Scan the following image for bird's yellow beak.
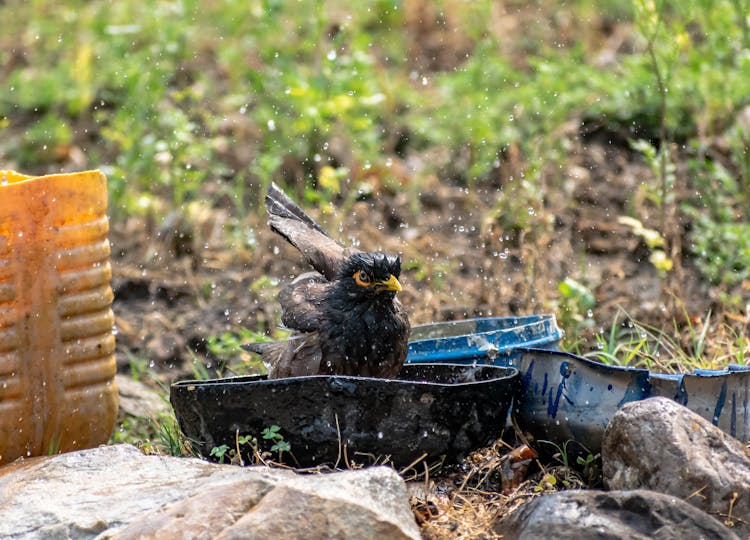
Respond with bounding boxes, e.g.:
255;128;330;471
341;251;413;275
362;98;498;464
374;274;402;293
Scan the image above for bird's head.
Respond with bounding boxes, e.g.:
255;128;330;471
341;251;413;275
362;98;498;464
336;252;403;301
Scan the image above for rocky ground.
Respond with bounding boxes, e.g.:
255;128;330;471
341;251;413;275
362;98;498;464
2;397;747;539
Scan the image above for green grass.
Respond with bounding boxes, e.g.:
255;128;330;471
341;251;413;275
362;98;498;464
110;406;191;457
4;1;747;212
3;0;750;369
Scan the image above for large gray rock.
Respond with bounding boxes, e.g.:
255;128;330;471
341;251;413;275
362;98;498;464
0;444;420;540
603;397;750;537
498;489;739;539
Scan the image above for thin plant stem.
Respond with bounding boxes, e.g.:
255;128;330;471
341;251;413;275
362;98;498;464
645;37;668;236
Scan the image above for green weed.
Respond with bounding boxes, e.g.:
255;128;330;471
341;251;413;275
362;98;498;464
557;277;596;347
209;425;292;466
261;424;292;459
584;309;718;372
209;444;230;464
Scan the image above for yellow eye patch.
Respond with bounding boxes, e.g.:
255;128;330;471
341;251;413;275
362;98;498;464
353;270;372;287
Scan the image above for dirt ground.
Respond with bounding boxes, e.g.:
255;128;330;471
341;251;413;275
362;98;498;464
110;128;712;381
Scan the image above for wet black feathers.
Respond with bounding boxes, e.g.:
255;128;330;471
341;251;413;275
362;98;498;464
243;183;410;379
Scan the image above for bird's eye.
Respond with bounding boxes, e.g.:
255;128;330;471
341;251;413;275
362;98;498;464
353;270;371;287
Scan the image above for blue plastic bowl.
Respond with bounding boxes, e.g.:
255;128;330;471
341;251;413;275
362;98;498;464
649;366;750;442
406;315;563;365
512;348;650;453
511;349;750;451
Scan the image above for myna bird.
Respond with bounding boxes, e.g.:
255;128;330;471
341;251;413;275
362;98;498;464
242;183;410;379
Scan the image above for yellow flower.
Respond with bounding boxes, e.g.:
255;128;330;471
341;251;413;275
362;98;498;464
319;166;340;192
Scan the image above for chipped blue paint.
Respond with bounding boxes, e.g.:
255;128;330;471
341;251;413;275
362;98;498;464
522;359;535;392
548;365;565;418
547;362;574;419
713;379;727;425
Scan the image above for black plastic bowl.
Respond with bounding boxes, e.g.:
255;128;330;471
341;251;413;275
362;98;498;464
170;363;519;469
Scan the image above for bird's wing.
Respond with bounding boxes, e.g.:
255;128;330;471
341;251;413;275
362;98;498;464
242;333;323;378
266;182;330;237
277;272;329;333
266;182;359;280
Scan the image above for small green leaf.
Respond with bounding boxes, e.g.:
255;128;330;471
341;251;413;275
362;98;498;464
262;425;282;440
558;278;595;310
210;444;230;463
271;440;291;453
238;435;255;445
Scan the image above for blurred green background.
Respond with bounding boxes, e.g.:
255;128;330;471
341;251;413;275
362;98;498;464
2;1;747;213
2;0;749;366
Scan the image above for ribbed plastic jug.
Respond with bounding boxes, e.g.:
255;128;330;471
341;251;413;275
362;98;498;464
0;169;118;463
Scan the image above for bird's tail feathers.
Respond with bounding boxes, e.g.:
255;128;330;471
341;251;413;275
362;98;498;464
265;182;331;238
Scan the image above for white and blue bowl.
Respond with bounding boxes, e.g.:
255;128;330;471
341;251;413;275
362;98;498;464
406;314;563;365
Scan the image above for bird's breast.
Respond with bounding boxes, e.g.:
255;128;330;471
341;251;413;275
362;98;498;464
320;302;408;376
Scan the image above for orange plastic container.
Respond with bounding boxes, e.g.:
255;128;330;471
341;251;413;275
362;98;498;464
0;170;118;463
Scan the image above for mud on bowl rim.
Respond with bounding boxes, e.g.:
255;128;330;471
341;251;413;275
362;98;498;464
170;363;520;469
